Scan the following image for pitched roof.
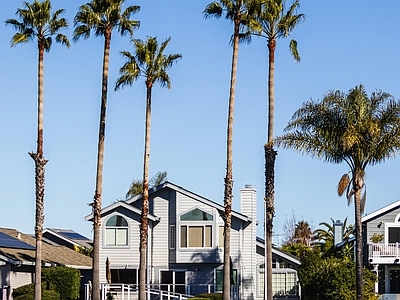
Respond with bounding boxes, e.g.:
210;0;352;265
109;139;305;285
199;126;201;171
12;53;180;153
0;228;92;269
85;200;159;222
256;237;301;266
362;200;400;223
43;228;92;249
123;181;251;222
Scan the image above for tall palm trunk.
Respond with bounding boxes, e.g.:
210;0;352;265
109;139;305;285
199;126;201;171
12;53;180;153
353;170;364;300
29;42;48;300
223;15;240;300
92;28;111;300
265;38;277;300
139;84;152;300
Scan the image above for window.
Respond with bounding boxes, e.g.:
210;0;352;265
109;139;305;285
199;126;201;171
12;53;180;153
259;271;297;297
215;269;238;292
180;208;213;221
179;208;213;248
180;225;212;248
170;225;175;249
389;227;400;243
111;269;137;284
105;215;128;246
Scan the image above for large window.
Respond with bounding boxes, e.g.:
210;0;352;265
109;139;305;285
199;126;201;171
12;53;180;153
105;215;128;246
180;225;212;247
179;208;213;248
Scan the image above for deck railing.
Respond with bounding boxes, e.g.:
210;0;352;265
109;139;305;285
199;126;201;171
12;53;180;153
368;243;400;259
84;283;240;300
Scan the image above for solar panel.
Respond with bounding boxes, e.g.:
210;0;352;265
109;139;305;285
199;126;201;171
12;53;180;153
0;232;35;250
59;231;88;240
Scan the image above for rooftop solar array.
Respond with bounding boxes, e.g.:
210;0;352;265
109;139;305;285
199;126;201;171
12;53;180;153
59;231;88;240
0;232;35;250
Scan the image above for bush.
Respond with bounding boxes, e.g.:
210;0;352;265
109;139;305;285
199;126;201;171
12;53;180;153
195;293;222;300
298;255;378;300
13;284;60;300
42;266;81;300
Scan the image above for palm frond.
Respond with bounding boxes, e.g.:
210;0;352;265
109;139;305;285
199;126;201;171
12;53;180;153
337;173;350;197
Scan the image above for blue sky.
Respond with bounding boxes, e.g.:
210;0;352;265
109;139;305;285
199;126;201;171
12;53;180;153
2;0;400;241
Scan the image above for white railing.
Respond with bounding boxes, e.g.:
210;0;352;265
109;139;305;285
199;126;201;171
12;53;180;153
84;284;240;300
368;243;400;258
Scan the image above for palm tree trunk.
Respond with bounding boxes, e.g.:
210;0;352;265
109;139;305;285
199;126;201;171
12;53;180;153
92;28;111;300
354;171;364;300
223;15;240;300
265;38;277;300
139;85;152;300
30;43;47;300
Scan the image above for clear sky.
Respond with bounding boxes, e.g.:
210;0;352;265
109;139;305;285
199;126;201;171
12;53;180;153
2;0;400;242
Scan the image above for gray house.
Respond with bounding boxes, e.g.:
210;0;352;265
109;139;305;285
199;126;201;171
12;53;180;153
85;181;300;300
0;228;92;300
363;200;400;298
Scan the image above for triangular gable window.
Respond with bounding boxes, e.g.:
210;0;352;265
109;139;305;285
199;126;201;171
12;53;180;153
180;208;213;221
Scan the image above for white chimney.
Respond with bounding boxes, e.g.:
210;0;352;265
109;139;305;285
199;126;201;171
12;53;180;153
333;220;343;246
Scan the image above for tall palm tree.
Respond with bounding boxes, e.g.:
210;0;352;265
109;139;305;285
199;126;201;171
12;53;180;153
276;85;400;300
203;2;257;299
251;1;304;298
115;36;181;300
5;2;69;299
73;2;140;299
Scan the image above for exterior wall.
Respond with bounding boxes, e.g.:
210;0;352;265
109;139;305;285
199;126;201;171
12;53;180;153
0;264;11;287
99;206;141;283
364;208;400;243
240;186;257;300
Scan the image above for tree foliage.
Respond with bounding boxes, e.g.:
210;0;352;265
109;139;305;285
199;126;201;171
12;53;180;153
42;266;81;300
125;171;167;198
298;255;377;300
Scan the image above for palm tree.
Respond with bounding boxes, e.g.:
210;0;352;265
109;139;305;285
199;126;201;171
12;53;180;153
293;220;312;246
5;1;69;299
115;36;181;300
276;85;400;300
73;2;140;299
203;2;257;299
251;1;304;299
126;171;167;198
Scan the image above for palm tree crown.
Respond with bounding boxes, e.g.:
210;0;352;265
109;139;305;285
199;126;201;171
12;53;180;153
73;0;140;41
6;0;70;51
276;84;400;300
115;37;182;91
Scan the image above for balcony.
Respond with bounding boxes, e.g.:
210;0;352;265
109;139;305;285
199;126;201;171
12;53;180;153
368;243;400;264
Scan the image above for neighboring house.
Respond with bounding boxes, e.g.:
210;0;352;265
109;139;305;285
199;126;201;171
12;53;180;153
85;181;300;300
0;227;92;300
43;228;93;250
363;200;400;298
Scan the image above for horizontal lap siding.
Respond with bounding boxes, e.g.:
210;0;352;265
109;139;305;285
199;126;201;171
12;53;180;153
152;194;170;283
99;212;140;283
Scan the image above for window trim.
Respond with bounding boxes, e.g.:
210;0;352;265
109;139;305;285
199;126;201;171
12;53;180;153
180;224;212;248
104;214;130;248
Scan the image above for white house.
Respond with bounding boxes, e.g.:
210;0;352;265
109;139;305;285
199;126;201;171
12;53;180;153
85;181;300;300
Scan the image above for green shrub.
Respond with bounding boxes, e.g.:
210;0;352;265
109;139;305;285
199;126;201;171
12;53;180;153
298;256;378;300
195;293;222;300
13;284;60;300
42;266;81;300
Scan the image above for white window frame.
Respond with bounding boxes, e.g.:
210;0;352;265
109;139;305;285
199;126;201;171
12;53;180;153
384;213;400;244
104;214;129;247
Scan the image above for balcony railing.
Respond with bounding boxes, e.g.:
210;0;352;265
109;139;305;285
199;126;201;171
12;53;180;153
368;243;400;264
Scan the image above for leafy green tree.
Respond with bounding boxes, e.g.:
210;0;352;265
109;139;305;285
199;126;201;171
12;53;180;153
42;266;81;300
115;36;181;300
298;256;377;300
276;85;400;300
250;1;304;298
314;218;354;257
203;1;257;298
126;171;167;198
5;2;69;299
73;2;140;299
